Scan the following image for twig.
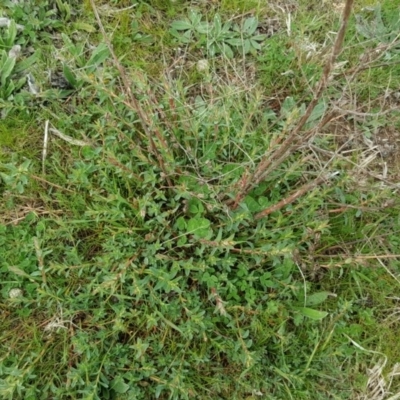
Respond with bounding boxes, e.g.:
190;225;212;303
30;174;76;193
230;0;354;209
339;59;400;77
49;127;91;147
254;173;336;220
105;155;143;182
333;106;398;118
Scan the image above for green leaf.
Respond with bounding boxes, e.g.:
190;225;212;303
61;33;79;57
222;43;234;58
187;217;211;238
306;100;326;126
305;291;330;307
250;39;262;50
86;43;109;72
170;29;193;43
225;38;244;47
221;21;232;34
6;20;17;48
155;311;182;333
214;14;222;36
14;76;26;91
0;56;16;86
187;217;210;232
208;43;217;57
188;203;198;213
8;266;38;281
3;79;15;98
195;22;211;34
0;50;7;65
296;307;328;320
177;236;187;246
111;377;129;394
189;10;202;26
56;0;71;21
243;17;258;35
244;196;261;212
73;22;96;33
174;216;186;231
243;39;251;54
281;96;297;118
188;198;204;215
252;34;268;42
14;53;38;74
62;63;78;88
171;20;193;30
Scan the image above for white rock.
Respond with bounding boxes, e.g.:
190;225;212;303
197;59;210;73
8;45;21;59
9;288;23;298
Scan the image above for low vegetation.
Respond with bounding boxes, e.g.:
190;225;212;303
1;0;400;399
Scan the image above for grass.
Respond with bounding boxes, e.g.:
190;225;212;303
1;0;400;399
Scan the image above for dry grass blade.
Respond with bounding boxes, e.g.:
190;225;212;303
360;360;400;400
49;127;91;147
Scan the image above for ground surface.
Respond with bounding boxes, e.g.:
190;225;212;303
1;0;400;399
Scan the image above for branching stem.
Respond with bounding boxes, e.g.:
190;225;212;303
230;0;355;209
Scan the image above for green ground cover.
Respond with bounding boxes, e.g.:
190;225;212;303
1;0;400;398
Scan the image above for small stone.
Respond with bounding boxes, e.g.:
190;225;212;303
197;59;209;73
8;45;21;59
9;288;23;298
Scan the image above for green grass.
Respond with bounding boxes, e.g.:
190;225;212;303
1;0;400;399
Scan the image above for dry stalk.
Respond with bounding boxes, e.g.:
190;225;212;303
229;0;355;209
254;173;331;220
89;0;174;187
33;237;47;285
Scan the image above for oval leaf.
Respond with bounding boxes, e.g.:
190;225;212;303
62;63;77;88
86;43;110;72
73;22;96;33
187;217;211;238
111;377;129;394
297;307;328;320
243;17;258;35
171;20;192;31
306;291;330;307
1;56;16;86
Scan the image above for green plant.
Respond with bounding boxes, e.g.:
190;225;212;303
2;0;62;44
170;11;267;58
130;19;154;45
355;4;400;55
60;34;110;89
0;18;18;51
0;159;31;194
54;0;72;22
0;48;23;102
0;20;38;116
230;16;268;55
